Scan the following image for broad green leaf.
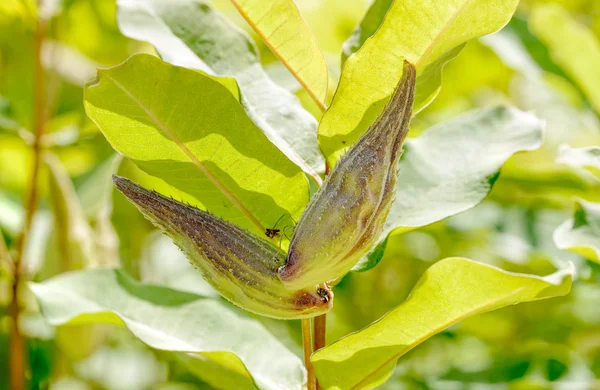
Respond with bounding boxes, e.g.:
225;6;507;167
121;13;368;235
340;0;393;65
320;0;519;165
117;0;325;183
554;199;600;264
29;268;306;390
229;0;328;106
84;54;309;235
529;4;600;114
353;106;543;271
178;352;258;390
312;258;573;390
556;144;600;178
44;153;97;273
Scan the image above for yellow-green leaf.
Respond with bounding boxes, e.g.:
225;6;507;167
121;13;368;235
84;54;309;235
230;0;328;107
178;352;258;390
530;4;600;114
116;0;325;182
554;199;600;264
312;258;573;389
320;0;519;165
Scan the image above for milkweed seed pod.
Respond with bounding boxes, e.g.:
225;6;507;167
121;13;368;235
279;61;416;289
113;176;332;319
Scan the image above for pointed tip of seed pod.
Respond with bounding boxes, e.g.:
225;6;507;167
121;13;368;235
112;174;130;194
113;175;158;207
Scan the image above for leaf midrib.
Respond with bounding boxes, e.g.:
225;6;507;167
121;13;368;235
102;72;265;232
229;0;328;111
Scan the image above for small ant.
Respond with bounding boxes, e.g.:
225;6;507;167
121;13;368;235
265;214;296;239
265;228;280;239
266;215;297;261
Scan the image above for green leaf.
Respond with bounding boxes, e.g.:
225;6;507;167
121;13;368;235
117;0;325;183
340;0;393;65
312;258;573;390
229;0;328;106
353;106;543;271
554;199;600;264
320;0;519;165
556;144;600;178
529;4;600;114
84;54;309;235
177;352;258;390
29;268;306;390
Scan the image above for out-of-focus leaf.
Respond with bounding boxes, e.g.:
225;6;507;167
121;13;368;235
228;0;328;105
554;199;600;264
319;0;519;165
84;54;309;235
178;352;258;390
340;0;392;65
312;258;573;390
0;230;10;276
557;144;600;178
529;4;600;113
74;344;168;390
41;41;97;87
140;233;217;298
353;106;542;271
0;190;22;237
30;268;306;390
117;0;325;182
44;153;96;273
0;96;19;131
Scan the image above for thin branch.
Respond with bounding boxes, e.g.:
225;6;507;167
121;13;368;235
10;6;47;389
302;318;316;390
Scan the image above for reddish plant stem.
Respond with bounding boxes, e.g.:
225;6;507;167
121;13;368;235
313;314;326;390
10;7;47;390
301;318;316;390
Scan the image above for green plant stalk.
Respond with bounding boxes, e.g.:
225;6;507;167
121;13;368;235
10;7;47;389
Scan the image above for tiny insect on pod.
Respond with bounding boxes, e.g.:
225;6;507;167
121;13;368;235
113;176;333;319
279;60;417;289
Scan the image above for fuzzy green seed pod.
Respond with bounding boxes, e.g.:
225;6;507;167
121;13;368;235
279;61;416;289
113;176;332;319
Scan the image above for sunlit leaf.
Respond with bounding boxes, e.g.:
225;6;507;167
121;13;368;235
353;106;543;271
340;0;392;65
554;199;600;264
320;0;519;165
117;0;325;183
312;258;573;389
529;4;600;113
84;54;309;235
229;0;328;106
30;268;306;390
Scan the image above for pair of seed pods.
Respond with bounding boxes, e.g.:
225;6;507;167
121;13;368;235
115;61;416;319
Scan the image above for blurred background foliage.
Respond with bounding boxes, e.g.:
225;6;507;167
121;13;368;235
1;0;600;389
